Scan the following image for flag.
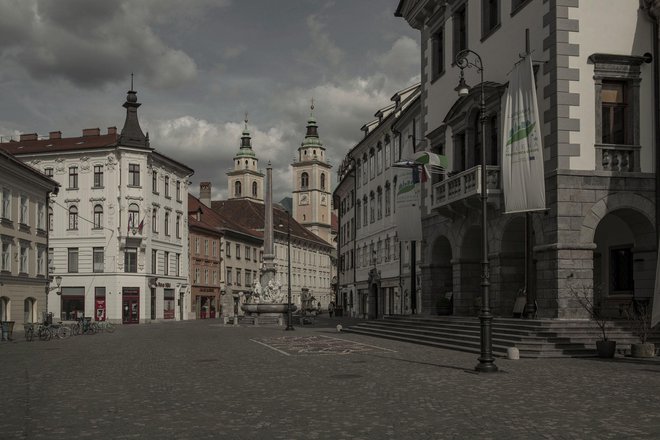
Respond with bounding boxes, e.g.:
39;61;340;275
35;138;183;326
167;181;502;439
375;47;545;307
137;219;144;234
502;56;546;213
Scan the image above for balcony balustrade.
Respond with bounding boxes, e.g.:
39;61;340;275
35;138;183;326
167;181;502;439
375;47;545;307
431;165;501;211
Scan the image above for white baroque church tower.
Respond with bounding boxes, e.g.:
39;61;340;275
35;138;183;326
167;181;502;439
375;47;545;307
291;105;332;243
227;117;264;202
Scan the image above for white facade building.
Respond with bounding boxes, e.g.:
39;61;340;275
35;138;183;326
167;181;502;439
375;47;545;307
2;89;194;324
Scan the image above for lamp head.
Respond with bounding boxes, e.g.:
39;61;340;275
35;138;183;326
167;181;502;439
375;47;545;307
55;275;62;287
455;70;470;97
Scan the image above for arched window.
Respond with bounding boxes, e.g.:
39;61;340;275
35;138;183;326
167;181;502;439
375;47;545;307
369;149;375;179
320;173;326;191
356;160;362;188
301;172;309;189
385;182;391;216
377;143;383;173
164;212;170;236
363;196;368;226
68;205;78;230
369;191;375;223
362;153;368;183
93;205;103;229
252;181;258;197
128;203;140;229
377;186;383;220
152;208;158;233
235;181;242;197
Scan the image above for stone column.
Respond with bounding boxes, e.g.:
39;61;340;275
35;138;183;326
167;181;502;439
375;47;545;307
261;162;276;287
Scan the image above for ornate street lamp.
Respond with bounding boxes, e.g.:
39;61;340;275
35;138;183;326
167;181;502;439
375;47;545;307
455;49;498;373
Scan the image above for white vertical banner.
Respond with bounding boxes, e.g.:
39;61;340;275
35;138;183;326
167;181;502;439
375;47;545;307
653;238;660;327
502;56;546;213
395;168;422;241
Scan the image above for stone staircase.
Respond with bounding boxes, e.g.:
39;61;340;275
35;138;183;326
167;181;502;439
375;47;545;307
343;315;660;358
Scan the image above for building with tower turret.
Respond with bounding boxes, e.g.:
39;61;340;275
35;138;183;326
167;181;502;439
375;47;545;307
227;117;264;202
1;85;194;324
291;104;333;244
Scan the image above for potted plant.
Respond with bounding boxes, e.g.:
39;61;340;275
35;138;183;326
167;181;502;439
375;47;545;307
625;301;656;358
568;284;615;358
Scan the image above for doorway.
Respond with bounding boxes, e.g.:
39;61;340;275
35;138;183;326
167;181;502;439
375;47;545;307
122;287;140;324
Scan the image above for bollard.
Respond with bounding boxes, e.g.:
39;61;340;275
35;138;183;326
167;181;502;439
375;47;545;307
507;347;520;360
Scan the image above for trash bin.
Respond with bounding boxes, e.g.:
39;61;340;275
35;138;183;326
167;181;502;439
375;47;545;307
1;321;15;341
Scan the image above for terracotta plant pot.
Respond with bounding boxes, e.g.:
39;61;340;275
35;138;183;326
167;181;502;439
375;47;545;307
631;342;656;358
596;340;616;358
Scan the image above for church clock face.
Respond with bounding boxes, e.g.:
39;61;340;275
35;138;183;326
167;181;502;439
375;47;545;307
300;193;309;205
320;194;327;206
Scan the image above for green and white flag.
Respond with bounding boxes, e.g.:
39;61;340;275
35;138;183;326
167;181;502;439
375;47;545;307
502;56;546;213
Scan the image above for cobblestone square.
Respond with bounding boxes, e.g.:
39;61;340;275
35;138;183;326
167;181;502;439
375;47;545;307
2;318;660;439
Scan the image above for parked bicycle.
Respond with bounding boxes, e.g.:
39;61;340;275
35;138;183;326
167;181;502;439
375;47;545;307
95;321;115;333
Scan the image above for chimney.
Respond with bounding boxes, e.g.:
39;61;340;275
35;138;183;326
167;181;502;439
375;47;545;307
200;182;212;207
49;131;62;140
83;128;100;137
107;126;117;135
19;133;38;141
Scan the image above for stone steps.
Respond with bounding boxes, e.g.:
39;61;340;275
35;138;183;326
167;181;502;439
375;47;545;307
343;315;660;358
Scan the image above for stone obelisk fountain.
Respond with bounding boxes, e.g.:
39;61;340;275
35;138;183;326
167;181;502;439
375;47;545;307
241;162;295;324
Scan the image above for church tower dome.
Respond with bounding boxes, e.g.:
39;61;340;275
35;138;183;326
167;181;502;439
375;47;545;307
227;114;264;201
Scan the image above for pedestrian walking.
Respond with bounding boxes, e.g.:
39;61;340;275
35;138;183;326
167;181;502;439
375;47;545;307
328;301;335;318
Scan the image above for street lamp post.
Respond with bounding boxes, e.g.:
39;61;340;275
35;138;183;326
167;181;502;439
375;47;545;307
455;49;498;373
285;211;294;331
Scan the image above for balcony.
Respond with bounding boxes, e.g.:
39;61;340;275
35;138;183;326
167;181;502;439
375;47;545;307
431;165;501;212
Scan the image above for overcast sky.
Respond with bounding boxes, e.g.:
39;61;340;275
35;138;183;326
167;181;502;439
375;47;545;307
0;0;419;202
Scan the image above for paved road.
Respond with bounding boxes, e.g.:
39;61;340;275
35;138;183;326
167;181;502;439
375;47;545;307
1;317;659;439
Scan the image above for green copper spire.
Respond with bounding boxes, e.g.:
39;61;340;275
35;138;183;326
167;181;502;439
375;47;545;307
236;113;256;158
301;99;322;149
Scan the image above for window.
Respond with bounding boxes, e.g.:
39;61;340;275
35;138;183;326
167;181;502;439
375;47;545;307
385;137;392;169
44;167;54;177
363;196;368;227
393;177;398;214
320;173;326;191
68;205;78;230
236;268;242;286
226;267;233;285
213;270;218;284
48;248;53;272
128;163;140;187
93;165;103;187
370;192;375;223
165;176;170;198
356;160;362;188
252;181;258;197
151;208;157;233
176;180;181;201
236;243;241;259
69;166;79;189
377;144;383;174
129;203;140;230
245;270;251;287
453;4;467;61
512;0;531;14
394;134;401;162
152;171;158;193
164;212;170;236
301;172;309;189
235;181;242;197
164;251;169;276
48;207;53;231
195;268;200;284
2;242;10;271
1;188;10;219
152;249;157;274
212;240;217;257
124;248;137;273
93;247;104;273
205;240;209;256
37;248;45;275
385;183;391;217
176;215;181;238
432;27;445;80
37;202;45;230
176;253;180;277
482;0;499;37
68;248;79;273
377;187;383;220
356;200;361;229
369;149;375;179
20;245;28;274
93;205;103;229
204;269;208;284
195;237;200;254
226;241;231;257
385;238;391;262
20;195;28;225
245;246;251;261
601;81;627;145
610;246;633;293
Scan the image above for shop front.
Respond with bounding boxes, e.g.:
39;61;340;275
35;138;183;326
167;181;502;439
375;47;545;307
164;288;175;319
194;287;219;319
60;287;85;320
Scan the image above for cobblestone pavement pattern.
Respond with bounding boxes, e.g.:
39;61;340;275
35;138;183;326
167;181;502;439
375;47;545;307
1;317;660;439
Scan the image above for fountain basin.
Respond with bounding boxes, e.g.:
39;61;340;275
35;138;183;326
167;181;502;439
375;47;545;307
241;303;297;314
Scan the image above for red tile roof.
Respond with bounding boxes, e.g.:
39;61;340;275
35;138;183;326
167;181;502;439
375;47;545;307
0;133;119;155
211;199;333;249
189;194;262;242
